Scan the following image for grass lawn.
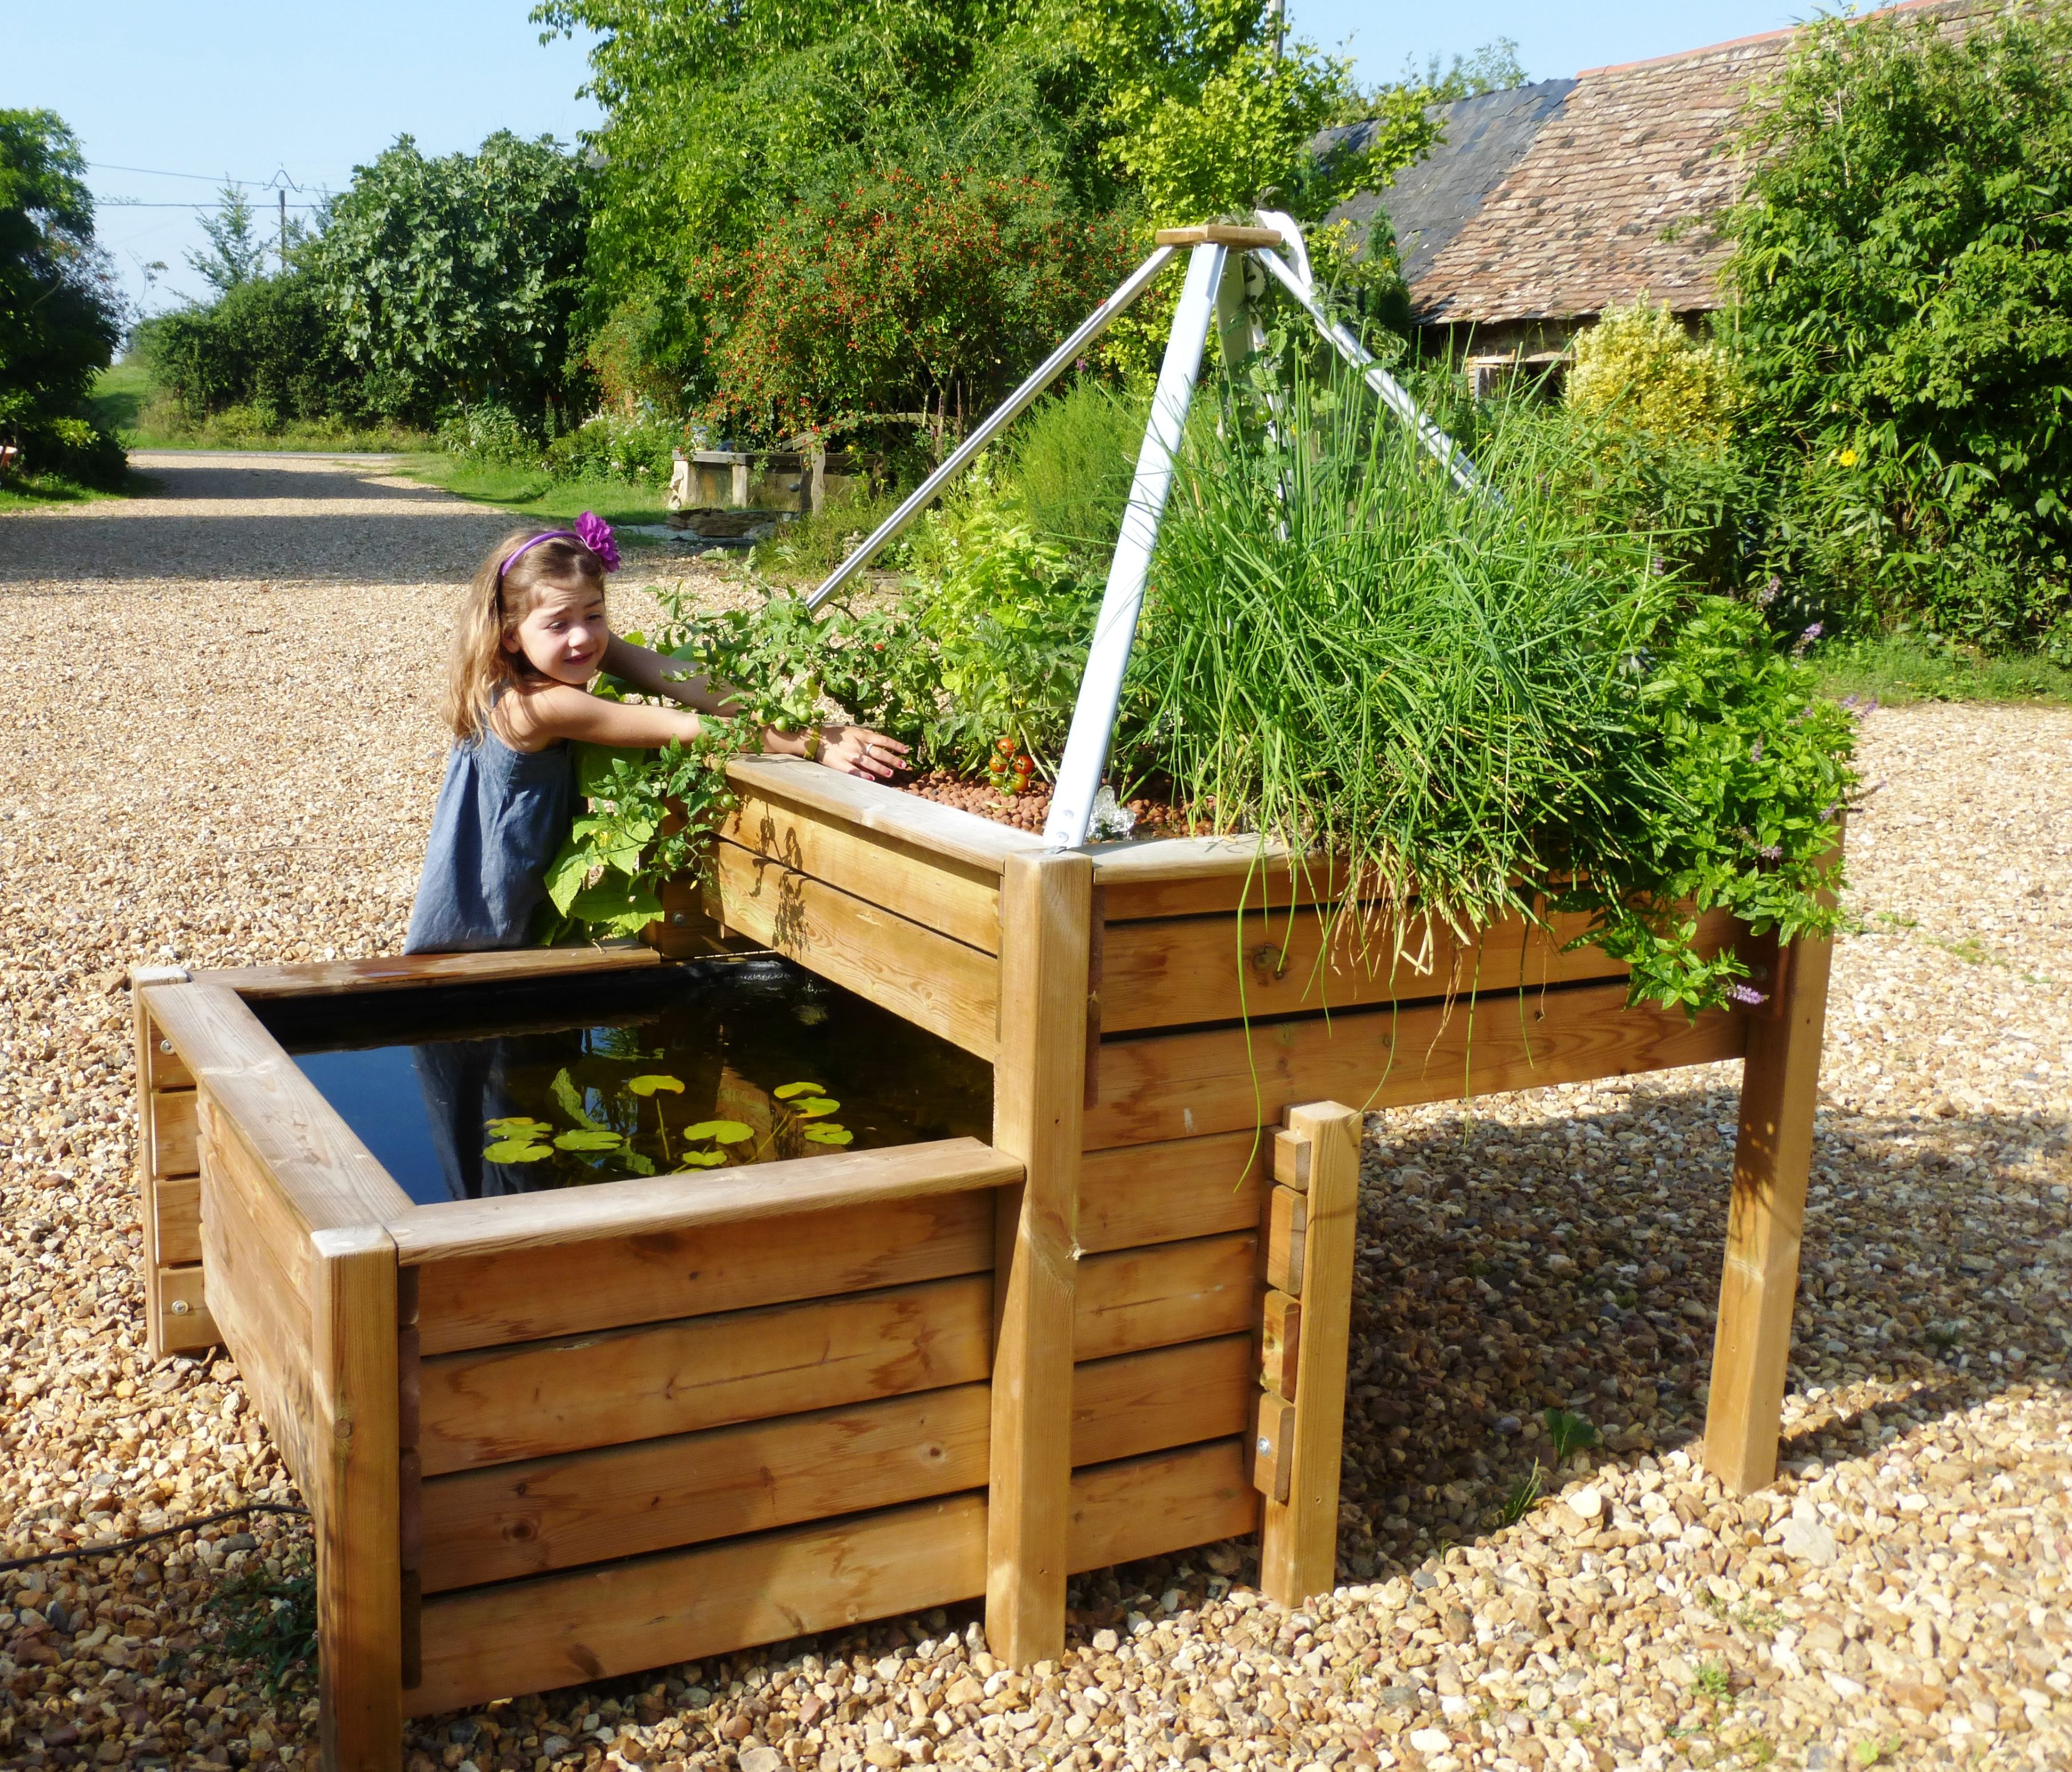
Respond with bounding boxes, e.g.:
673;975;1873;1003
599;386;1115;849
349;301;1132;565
87;357;430;453
87;355;155;436
394;453;681;528
1814;634;2072;709
0;469;156;513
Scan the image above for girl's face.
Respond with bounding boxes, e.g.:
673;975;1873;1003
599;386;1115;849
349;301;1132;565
504;580;609;685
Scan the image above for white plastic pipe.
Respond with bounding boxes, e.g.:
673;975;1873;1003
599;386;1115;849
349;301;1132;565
805;245;1181;610
1042;242;1228;849
1251;246;1488;499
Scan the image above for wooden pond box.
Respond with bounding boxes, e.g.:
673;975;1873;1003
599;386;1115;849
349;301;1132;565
135;756;1835;1771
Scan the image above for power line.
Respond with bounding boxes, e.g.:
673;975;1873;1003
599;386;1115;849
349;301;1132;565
88;159;334;195
97;200;326;209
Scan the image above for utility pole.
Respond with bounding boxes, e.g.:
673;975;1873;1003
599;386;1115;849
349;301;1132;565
1266;0;1283;62
279;187;288;273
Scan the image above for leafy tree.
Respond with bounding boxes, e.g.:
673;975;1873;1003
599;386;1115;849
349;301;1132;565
687;167;1136;441
0;109;125;484
186;181;270;295
307;130;592;424
143;271;387;426
1724;2;2072;649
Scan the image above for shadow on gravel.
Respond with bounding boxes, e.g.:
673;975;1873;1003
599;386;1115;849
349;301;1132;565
0;513;515;587
124;461;458;505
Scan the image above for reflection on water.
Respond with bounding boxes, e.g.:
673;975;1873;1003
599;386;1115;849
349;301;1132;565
262;958;994;1207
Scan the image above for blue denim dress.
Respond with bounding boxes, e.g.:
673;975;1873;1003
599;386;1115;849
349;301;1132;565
403;728;574;953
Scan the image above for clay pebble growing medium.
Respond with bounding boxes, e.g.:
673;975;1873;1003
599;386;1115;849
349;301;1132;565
0;454;2066;1772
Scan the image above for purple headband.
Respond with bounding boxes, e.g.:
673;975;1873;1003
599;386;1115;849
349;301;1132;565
498;510;620;582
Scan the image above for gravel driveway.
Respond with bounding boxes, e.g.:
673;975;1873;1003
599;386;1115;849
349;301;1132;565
1;456;2067;1772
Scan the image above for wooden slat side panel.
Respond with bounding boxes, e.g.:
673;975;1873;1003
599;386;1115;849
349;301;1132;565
418;1275;994;1476
414;1192;997;1356
155;1264;217;1354
198;1153;317;1490
139;982;413;1229
412;1494;991;1718
1073;1233;1259;1363
1067;1439;1259;1573
420;1385;992;1592
1101;905;1739;1033
1070;1336;1252;1468
149;1089;199;1179
392;1138;1018;1267
196;943;659;999
200;1094;317;1295
153;1175;202;1268
1086;838;1341;921
1077;1130;1266;1255
723;793;1005;954
1086;982;1747;1149
709;841;1000;1061
727;754;1046;873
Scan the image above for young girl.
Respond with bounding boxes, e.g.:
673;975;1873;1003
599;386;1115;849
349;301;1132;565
405;514;907;953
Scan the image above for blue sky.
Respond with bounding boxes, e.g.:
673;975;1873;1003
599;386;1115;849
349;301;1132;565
10;1;1843;318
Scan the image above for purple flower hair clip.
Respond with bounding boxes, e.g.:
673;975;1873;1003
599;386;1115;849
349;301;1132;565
574;511;620;571
497;510;621;583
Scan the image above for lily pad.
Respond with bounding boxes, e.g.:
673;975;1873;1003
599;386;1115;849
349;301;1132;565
773;1081;825;1100
627;1074;685;1097
553;1128;626;1152
674;1150;727;1169
482;1139;553;1163
682;1120;754;1144
789;1097;840;1119
484;1116;552;1138
802;1124;854;1146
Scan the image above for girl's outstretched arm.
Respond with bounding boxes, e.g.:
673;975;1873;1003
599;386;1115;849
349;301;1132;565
600;634;733;714
505;675;911;779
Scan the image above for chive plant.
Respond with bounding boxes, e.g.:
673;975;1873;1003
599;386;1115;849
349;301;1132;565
1134;351;1856;1011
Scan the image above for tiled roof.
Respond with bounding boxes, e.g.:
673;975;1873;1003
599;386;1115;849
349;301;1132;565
1331;0;1986;330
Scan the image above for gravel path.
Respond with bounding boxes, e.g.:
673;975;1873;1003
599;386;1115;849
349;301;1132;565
1;457;2066;1772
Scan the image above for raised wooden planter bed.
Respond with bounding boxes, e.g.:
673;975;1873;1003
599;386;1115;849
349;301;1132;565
136;755;1834;1772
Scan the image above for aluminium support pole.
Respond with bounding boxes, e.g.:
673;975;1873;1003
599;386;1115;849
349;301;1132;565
1042;241;1228;849
805;246;1181;610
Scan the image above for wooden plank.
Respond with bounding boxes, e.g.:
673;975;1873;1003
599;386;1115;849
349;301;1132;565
1067;1439;1258;1574
393;1137;1018;1267
1070;1335;1252;1468
1259;1291;1301;1398
155;1264;217;1354
142;1005;195;1092
200;1093;318;1295
413;1190;997;1356
1087;837;1341;921
1706;919;1838;1494
986;851;1092;1668
310;1227;403;1772
412;1493;991;1718
1086;980;1747;1149
1272;1129;1310;1190
197;1126;318;1492
722;791;1004;954
420;1384;993;1591
418;1275;993;1476
1100;904;1726;1033
150;1088;198;1178
1259;1104;1361;1608
196;943;658;1000
1074;1233;1259;1363
140;982;412;1231
1154;225;1286;247
153;1176;202;1268
727;753;1046;875
1077;1129;1267;1255
1266;1187;1307;1295
709;840;1001;1061
1252;1390;1295;1502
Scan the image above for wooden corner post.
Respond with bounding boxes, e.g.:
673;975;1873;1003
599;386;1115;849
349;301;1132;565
1705;894;1838;1494
1258;1101;1361;1607
312;1226;404;1772
986;850;1093;1666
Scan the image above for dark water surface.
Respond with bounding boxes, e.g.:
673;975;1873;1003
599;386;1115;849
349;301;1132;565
257;957;994;1207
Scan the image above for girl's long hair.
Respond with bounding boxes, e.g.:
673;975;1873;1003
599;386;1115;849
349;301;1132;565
444;528;609;742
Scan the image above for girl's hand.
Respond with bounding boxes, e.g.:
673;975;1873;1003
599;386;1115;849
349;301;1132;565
818;725;911;780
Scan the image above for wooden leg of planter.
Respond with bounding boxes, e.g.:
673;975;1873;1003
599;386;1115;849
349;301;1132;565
313;1227;404;1772
1258;1101;1361;1608
1704;927;1836;1496
986;851;1093;1668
